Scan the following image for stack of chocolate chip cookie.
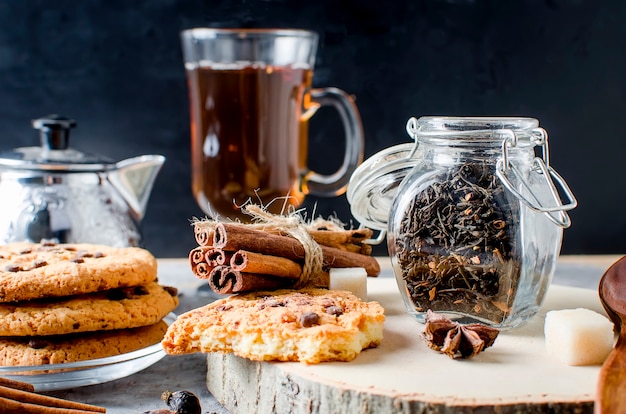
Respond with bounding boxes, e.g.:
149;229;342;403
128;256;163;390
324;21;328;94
0;241;178;366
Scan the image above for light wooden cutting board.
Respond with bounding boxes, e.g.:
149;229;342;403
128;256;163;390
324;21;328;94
205;277;603;413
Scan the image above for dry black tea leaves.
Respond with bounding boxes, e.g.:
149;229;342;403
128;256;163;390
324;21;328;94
395;162;522;324
422;310;499;359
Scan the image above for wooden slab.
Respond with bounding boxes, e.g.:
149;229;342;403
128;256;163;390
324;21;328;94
205;277;605;413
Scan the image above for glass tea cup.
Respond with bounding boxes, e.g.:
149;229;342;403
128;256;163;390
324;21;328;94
181;28;364;220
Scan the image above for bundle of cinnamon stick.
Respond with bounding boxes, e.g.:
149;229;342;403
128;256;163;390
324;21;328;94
0;376;106;413
189;213;380;295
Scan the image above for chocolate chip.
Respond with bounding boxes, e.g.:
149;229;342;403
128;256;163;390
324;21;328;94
325;305;343;316
93;251;104;258
28;339;48;349
71;257;85;264
40;239;57;247
133;286;149;296
73;322;81;330
105;289;122;300
163;286;178;297
75;250;93;258
19;248;32;255
106;288;129;301
31;259;47;269
299;312;320;328
257;298;285;310
5;264;21;272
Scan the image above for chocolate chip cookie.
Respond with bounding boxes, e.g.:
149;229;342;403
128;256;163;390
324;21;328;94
162;288;385;364
0;241;158;302
0;320;169;366
0;282;178;336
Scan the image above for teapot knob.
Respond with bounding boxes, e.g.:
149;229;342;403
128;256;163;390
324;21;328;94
32;115;77;150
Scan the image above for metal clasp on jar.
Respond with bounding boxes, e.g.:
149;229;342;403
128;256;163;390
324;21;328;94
495;128;577;228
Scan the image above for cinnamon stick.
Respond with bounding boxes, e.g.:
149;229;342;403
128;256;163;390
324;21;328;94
213;222;373;252
205;248;231;267
212;223;380;276
0;397;101;413
320;245;380;276
193;223;214;246
207;265;293;294
192;262;210;279
189;247;207;265
359;244;373;256
0;384;106;412
0;377;34;392
230;250;301;279
308;228;373;249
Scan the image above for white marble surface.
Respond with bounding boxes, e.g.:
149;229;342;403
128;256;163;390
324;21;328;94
42;255;620;413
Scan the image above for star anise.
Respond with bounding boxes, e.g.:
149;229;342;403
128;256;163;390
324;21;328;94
421;310;500;359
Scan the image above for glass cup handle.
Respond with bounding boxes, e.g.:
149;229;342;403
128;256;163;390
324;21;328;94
301;87;364;196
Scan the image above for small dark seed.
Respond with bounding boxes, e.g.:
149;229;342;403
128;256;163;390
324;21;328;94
162;390;201;414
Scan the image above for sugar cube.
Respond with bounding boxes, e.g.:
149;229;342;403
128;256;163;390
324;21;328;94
329;267;368;301
544;308;615;366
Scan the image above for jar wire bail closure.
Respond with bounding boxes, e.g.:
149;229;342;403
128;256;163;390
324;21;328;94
495;127;577;228
406;116;577;228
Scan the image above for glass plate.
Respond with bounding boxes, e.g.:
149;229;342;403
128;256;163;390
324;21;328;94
0;313;176;391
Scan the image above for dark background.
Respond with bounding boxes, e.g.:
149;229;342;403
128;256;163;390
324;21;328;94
0;0;623;258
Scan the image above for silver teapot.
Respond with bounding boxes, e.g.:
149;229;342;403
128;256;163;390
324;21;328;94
0;115;165;247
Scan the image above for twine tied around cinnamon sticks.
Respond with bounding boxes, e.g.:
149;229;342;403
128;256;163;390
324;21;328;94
242;205;324;289
190;205;380;294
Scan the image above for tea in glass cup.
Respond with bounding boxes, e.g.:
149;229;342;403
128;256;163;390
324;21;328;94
181;28;364;220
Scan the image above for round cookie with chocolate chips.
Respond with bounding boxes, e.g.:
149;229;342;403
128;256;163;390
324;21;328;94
0;282;178;336
162;288;385;364
0;241;158;302
0;320;169;366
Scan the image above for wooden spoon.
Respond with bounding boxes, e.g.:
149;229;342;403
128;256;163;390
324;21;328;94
596;256;626;414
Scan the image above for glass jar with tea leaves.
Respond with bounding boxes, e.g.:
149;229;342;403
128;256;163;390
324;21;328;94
347;117;577;329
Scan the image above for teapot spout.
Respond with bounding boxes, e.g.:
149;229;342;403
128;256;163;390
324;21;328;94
109;155;165;220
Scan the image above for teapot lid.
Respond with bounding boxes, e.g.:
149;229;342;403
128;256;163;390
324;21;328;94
0;115;115;172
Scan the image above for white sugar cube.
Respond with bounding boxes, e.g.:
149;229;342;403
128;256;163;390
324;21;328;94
544;308;615;366
329;267;368;301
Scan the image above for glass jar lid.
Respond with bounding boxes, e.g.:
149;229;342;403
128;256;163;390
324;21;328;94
347;116;577;236
346;142;418;232
0;115;115;172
